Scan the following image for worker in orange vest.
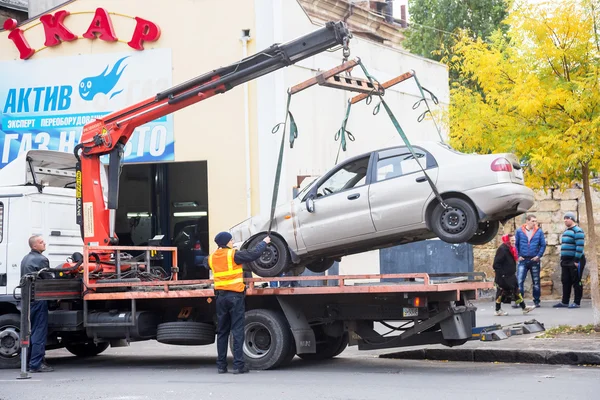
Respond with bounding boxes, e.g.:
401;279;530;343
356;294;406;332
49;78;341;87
205;231;271;374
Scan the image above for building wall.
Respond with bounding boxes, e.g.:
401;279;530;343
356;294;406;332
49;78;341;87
0;0;258;252
255;0;449;275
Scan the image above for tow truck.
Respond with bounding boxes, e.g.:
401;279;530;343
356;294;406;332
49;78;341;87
0;21;493;375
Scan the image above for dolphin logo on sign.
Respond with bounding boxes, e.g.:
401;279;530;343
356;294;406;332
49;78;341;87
79;56;129;101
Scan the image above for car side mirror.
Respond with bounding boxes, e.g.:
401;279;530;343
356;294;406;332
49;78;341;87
306;196;315;213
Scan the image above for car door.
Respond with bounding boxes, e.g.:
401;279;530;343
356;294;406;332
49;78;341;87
368;147;439;232
297;154;375;251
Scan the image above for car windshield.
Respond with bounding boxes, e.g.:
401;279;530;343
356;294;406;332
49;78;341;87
296;177;319;199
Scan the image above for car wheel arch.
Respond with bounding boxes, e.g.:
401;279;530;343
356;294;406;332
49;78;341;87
424;192;484;231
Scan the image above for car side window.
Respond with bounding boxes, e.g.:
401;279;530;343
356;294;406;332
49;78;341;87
316;156;370;197
376;150;427;182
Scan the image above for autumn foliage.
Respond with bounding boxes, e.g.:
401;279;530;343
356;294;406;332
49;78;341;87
446;0;600;325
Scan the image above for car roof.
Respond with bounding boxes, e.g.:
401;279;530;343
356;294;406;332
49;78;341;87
337;140;447;165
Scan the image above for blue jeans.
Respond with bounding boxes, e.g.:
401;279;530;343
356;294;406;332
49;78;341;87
215;291;245;370
29;300;48;369
517;259;541;304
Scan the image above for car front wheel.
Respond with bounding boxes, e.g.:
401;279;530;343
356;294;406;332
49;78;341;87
246;234;291;277
430;198;478;244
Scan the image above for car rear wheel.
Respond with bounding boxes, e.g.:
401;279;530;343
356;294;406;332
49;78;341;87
467;220;500;245
430;198;478;244
246;234;291;277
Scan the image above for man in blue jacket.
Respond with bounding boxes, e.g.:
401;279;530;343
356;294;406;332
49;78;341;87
514;214;546;307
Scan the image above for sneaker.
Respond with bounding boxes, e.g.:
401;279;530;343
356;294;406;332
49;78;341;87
217;368;228;374
495;309;508;316
233;366;250;374
523;305;535;314
29;363;54;373
568;303;581;309
552;302;568;308
534;302;541;308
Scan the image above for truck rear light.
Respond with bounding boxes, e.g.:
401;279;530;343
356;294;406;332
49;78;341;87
411;296;427;307
491;157;513;172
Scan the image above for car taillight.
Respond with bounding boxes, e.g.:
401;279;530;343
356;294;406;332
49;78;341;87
194;242;202;250
491;157;513;172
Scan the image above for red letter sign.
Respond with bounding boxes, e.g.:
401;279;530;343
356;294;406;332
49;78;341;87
3;18;35;60
127;17;161;50
39;10;77;47
82;8;118;41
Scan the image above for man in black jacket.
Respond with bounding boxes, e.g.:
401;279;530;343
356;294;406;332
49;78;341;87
493;234;536;316
20;235;54;373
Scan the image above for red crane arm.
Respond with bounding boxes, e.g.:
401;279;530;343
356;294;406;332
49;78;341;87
74;21;351;247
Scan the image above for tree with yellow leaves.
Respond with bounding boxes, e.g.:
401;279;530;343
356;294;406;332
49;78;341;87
446;0;600;325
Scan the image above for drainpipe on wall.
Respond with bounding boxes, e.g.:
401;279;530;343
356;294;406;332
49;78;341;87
241;29;252;218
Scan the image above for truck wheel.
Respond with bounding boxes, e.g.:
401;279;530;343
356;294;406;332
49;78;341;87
430;198;478;244
0;314;21;369
65;342;109;357
306;258;335;273
297;332;348;361
157;321;215;345
467;220;499;245
246;234;291;277
236;309;293;370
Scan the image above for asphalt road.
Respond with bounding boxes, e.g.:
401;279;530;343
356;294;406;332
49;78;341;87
0;341;598;400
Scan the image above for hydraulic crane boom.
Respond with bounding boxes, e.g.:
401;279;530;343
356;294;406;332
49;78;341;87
74;21;350;249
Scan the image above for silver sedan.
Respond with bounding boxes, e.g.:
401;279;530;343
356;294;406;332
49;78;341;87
230;141;534;277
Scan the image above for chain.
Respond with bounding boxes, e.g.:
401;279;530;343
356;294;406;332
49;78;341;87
342;36;350;63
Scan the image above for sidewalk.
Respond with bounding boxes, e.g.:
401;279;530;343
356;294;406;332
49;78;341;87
380;299;600;366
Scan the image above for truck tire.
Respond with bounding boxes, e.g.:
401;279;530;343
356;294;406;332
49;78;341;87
430;198;478;244
65;341;110;357
236;309;293;370
297;332;348;361
157;321;215;345
246;234;291;277
0;314;21;369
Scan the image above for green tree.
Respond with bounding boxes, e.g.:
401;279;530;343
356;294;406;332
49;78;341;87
447;0;600;326
403;0;509;63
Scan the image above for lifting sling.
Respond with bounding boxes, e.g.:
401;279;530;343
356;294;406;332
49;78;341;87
266;56;448;233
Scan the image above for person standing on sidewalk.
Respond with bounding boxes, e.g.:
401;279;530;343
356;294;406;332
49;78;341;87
493;234;536;316
554;212;586;309
514;214;546;308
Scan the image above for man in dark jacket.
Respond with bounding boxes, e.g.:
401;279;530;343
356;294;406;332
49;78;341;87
203;232;270;374
20;235;54;373
494;234;536;316
514;214;546;307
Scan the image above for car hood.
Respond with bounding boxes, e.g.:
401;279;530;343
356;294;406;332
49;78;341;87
229;208;286;247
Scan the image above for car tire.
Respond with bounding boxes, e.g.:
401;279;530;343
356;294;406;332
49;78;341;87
467;220;500;246
246;234;291;277
65;341;110;357
306;258;335;273
430;198;478;244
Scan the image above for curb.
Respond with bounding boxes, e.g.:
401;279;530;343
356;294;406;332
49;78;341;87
380;348;600;366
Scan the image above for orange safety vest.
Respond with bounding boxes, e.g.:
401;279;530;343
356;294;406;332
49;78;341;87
208;248;245;292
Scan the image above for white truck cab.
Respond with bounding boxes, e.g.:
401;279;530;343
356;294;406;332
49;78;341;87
0;150;83;297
